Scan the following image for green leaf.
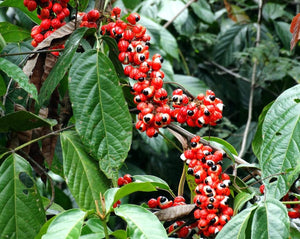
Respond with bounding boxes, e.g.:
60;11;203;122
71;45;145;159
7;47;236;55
0;154;46;238
260;85;300;199
0;111;56;132
101;35;125;79
0;57;38;101
42;197;65;215
215;205;257;239
0;22;30;43
213;24;247;66
38;27;90;106
173;74;208;97
202;136;238;157
114;204;168;239
262;3;285;21
251;199;289;239
0;0;41;24
60;131;111;210
273;21;292;50
0;74;6;96
0;33;6;52
42;209;86;239
104;175;172;213
157;0;188;28
110;230;127;239
80;218;112;238
252;102;273;159
1;41;33;66
69;0;89;11
68;49;132;180
191;0;215;24
233;192;255;215
139;16;179;60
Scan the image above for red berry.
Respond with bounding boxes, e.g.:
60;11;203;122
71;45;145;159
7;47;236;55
27;0;37;11
52;3;63;14
117;177;125;187
123;174;133;183
34;33;44;43
40;19;51;31
259;184;265;194
147;198;158;208
127;13;140;25
31;39;38;47
51;19;61;29
87;9;100;22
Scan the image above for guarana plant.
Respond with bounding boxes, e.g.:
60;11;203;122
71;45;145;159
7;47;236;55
0;0;299;238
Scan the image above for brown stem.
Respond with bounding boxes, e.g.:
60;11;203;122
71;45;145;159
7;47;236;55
0;48;65;57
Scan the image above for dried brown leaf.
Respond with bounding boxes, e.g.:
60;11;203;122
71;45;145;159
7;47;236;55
154;204;196;222
290;13;300;50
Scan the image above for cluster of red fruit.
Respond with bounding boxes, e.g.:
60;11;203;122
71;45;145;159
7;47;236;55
148;196;196;238
183;136;233;237
79;9;100;28
24;0;70;51
260;184;300;219
101;8;224;138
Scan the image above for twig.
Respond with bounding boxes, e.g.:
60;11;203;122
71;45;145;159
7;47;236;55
0;125;75;160
0;48;65;57
163;82;195;98
2;78;13;111
19;150;55;211
177;163;186;196
178;49;191;76
158;131;183;153
163;0;197;29
209;60;250;83
167;123;255;167
238;0;263;159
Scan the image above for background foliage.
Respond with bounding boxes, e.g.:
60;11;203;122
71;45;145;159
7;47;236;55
0;0;300;238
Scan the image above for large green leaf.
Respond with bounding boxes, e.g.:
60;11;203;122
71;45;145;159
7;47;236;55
2;41;33;66
191;0;215;24
42;209;86;239
104;175;172;213
0;57;38;101
157;0;188;28
68;49;132;180
0;154;46;238
0;22;30;43
215;205;257;239
38;27;90;106
251;199;289;239
260;85;300;199
139;17;179;60
273;21;292;50
0;0;40;24
233;192;255;215
173;74;208;97
213;24;247;66
60;131;111;210
252;102;273;159
101;36;125;79
262;3;285;21
0;111;56;133
114;204;168;239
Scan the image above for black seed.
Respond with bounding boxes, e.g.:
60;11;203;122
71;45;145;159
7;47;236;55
207;193;214;197
144;116;150;122
195;173;200;179
160;196;167;203
187;168;194;175
130;87;135;92
209;198;215;203
142;89;149;95
139;55;145;61
201;157;206;163
145;41;150;46
206;188;212;193
135;96;141;102
207;161;214;167
204;109;210;116
162;116;167;122
220;183;226;188
172;96;178;102
210;218;216;224
153;132;158;137
196;199;201;205
138;77;145;82
160;96;167;100
159;57;164;63
207;204;214;209
216;119;222;124
156;121;161;126
135;16;140;21
187;110;194;116
136;46;142;52
209;95;215;101
211;165;217;171
191;142;197;147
